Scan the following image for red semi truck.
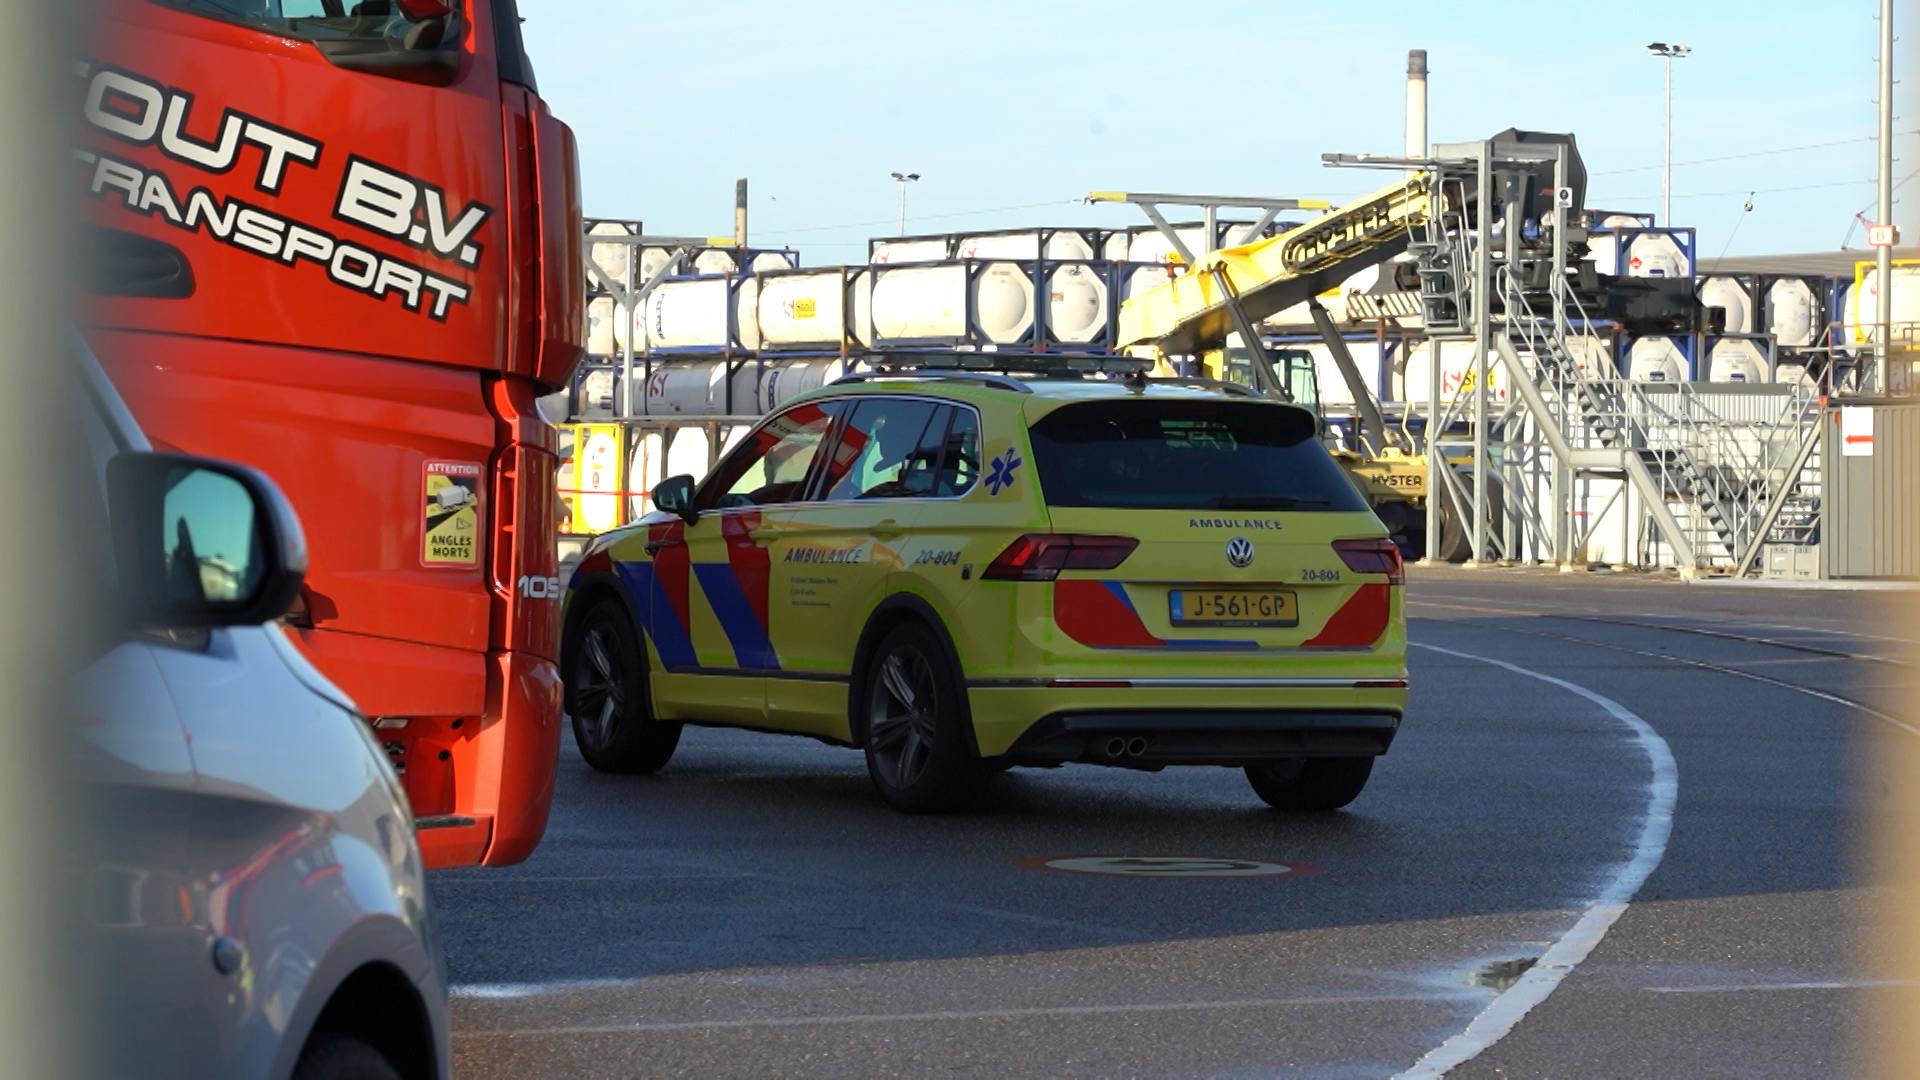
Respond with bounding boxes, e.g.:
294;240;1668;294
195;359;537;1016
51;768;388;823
78;0;584;867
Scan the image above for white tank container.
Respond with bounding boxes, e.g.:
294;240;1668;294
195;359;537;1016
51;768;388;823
1586;214;1645;275
640;361;762;416
635;247;674;284
1848;264;1920;347
748;251;796;273
587;221;638;284
1699;276;1754;334
757;270;862;350
753;358;854;412
636;358;856;418
1307;341;1386;406
1400;340;1502;407
628;428;715;518
1127;225;1218;265
1627;336;1687;382
643;276;761;352
1219;223;1262;248
1563;334;1617;380
1774;360;1816;389
953;231;1096;261
586;295;618;356
1043;263;1110;344
693;249;738;275
537;389;572;425
1123;263;1179;304
870;238;951;264
1706;338;1769;383
1623;233;1690;278
865;262;1034;345
1767;279;1822;348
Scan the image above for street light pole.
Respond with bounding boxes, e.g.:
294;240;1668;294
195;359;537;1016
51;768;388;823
1875;0;1894;393
1647;42;1690;226
890;171;920;235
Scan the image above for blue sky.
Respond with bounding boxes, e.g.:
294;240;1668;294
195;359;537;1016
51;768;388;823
520;0;1917;263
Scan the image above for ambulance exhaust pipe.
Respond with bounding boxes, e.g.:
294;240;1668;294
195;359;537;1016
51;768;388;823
1103;737;1129;758
1126;737;1149;757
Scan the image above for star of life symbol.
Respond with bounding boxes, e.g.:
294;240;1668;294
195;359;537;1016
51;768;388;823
985;449;1023;495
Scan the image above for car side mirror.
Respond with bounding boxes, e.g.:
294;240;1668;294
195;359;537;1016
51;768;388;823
653;474;699;523
107;453;308;629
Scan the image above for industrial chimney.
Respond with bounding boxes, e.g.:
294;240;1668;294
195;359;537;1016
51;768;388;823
1405;49;1429;160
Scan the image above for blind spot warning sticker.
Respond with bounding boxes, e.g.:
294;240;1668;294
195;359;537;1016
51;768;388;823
423;461;483;566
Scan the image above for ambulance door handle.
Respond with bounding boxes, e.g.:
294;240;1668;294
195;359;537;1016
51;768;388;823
872;518;903;540
644;538;677;555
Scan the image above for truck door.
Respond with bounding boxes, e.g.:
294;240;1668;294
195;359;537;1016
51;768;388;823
81;0;579;867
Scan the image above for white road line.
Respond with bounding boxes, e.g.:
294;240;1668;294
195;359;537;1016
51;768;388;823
1411;602;1920;739
1396;643;1678;1079
452;989;1465;1037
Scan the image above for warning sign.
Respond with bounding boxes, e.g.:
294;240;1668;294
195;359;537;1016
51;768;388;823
422;461;483;566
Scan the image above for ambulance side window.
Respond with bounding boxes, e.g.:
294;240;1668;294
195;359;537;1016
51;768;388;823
819;398;944;502
699;401;842;511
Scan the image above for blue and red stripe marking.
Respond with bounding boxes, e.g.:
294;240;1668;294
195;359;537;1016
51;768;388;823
608;514;782;673
1053;580;1260;651
1053;580;1391;650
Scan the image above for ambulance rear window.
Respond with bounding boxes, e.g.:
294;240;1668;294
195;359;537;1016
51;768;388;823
1026;399;1368;512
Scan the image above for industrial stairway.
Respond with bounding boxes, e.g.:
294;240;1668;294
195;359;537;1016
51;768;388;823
1489;267;1824;573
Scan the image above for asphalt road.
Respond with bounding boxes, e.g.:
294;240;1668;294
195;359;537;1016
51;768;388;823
434;568;1918;1078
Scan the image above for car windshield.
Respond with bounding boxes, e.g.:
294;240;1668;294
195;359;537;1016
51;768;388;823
1026;399;1369;512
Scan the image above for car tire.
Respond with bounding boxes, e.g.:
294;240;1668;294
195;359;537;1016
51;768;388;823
1245;756;1374;812
859;621;986;813
292;1035;403;1080
568;598;681;774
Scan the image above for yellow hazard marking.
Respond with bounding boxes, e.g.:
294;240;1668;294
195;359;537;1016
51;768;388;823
423;461;482;566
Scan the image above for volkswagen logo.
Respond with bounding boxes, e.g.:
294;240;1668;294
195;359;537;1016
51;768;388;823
1226;537;1255;568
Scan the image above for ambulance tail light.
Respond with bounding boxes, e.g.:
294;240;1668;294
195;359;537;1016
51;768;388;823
982;534;1138;582
1333;538;1405;585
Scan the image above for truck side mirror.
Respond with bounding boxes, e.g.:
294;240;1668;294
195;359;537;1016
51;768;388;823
107;453;308;629
653;475;699;524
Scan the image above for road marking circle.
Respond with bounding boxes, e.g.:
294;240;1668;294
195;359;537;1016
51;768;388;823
1017;856;1310;878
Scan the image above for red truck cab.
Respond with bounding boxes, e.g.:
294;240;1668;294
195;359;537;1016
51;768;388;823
79;0;584;867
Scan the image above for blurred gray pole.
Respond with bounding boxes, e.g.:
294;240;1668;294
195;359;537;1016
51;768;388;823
1876;0;1894;393
1404;49;1428;160
734;178;748;248
1662;54;1673;226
